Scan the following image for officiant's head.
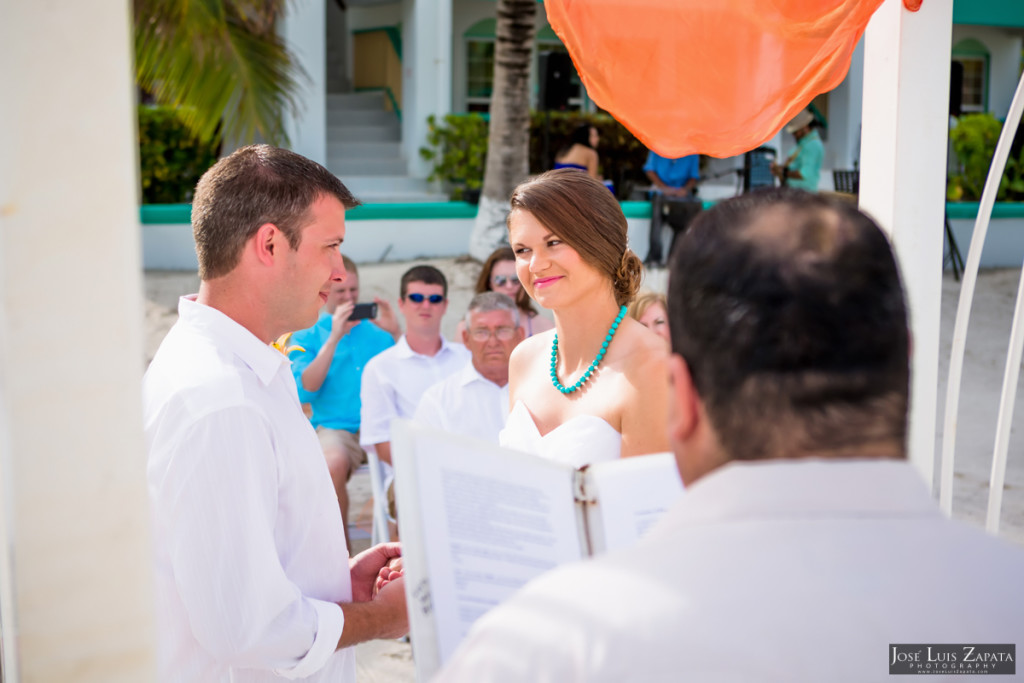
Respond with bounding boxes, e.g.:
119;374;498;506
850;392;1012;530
665;188;910;485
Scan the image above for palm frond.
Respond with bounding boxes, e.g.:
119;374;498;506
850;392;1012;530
134;0;305;145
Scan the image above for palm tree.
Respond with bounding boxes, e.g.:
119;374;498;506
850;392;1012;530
134;0;303;145
469;0;537;261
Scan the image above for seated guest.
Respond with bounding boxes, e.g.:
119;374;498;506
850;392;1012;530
644;150;701;266
360;265;469;468
415;292;524;442
289;254;397;549
554;124;601;180
436;188;1024;681
627;291;670;344
458;247;554;340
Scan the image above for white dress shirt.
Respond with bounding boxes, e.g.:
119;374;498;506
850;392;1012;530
413;361;509;443
359;335;469;449
437;459;1024;682
143;296;354;682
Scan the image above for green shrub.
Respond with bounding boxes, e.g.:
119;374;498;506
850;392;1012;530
138;105;221;204
419;113;489;200
946;113;1024;201
419;111;651;200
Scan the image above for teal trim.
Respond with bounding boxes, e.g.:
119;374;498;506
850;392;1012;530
621;200;717;218
141;204;191;224
946;202;1024;219
347;202;479;220
465;18;496;38
953;0;1024;29
353;26;402;60
141;200;733;224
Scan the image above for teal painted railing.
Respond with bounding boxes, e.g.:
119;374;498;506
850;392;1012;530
140;201;1024;225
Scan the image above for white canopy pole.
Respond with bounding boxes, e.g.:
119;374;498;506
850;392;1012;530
860;0;953;485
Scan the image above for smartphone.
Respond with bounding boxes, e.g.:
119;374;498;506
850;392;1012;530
349;302;378;321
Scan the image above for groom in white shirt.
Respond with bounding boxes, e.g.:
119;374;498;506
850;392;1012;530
143;144;408;682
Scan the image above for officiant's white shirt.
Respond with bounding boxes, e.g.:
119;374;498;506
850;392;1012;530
144;296;354;682
437;459;1024;682
413;361;509;442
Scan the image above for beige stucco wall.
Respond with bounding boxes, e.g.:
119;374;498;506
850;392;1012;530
0;2;157;680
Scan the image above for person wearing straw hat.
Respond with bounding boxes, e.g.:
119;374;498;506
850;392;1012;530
771;108;824;192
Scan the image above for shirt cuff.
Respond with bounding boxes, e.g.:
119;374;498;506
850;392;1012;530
275;600;344;679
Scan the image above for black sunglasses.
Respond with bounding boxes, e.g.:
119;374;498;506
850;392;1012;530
406;293;445;304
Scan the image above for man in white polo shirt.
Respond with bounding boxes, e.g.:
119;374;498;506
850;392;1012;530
414;292;523;441
360;264;469;467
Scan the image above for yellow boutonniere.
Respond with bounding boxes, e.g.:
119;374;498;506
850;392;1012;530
271;332;306;356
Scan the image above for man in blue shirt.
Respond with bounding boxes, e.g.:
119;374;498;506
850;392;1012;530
644;151;701;266
289;255;398;548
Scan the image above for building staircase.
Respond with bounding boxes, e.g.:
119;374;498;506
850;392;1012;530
325;91;447;203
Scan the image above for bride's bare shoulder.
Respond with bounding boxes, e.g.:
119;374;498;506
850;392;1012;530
510;328;555;370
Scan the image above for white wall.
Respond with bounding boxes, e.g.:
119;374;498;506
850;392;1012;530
0;2;156;680
282;0;327;164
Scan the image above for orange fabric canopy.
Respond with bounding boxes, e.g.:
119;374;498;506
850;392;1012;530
546;0;916;158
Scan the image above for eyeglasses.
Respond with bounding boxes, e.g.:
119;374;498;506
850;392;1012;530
406;293;445;304
491;275;520;288
469;326;518;342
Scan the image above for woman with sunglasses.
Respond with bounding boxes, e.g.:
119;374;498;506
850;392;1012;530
460;247;555;339
501;169;670;466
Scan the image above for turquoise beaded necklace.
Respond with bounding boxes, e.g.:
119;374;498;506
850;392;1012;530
550;305;627;395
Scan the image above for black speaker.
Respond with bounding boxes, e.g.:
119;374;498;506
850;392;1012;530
539;51;573;111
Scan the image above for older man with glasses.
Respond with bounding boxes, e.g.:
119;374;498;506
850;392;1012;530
414;292;524;442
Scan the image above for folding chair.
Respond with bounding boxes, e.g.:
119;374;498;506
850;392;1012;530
365;449;392;545
832;169;860;195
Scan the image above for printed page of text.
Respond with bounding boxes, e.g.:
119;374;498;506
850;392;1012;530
399;424;584;666
586;452;684;554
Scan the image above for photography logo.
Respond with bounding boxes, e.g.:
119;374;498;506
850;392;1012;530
890;644;1015;675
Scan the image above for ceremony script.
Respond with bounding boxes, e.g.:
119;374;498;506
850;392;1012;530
391;419;685;680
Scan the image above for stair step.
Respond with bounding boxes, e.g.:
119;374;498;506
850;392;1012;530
342;175;435;194
327;141;402;160
330;158;408;176
327;108;398;126
329;124;400;142
327;91;387;111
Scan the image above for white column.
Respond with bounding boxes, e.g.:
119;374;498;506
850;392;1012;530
860;0;953;486
283;0;327;164
405;0;453;178
0;2;156;681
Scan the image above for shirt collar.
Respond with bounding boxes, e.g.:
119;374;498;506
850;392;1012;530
460;361;506;389
394;334;461;359
177;295;290;386
673;458;939;525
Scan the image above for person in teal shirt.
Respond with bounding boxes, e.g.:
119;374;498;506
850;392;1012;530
289;255;398;548
772;109;824;192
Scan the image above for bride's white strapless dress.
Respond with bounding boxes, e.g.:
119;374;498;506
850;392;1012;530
500;400;622;468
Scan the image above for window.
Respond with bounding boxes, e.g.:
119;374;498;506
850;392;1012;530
466;40;495;113
952;38;990;114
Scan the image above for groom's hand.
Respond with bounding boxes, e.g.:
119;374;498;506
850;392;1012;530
350;542;401;602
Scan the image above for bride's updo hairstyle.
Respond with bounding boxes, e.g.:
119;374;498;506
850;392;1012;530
507;169;643;307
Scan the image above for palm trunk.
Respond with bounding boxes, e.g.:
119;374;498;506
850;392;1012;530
469;0;537;261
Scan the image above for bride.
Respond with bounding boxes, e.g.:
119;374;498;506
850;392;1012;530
501;169;670;465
